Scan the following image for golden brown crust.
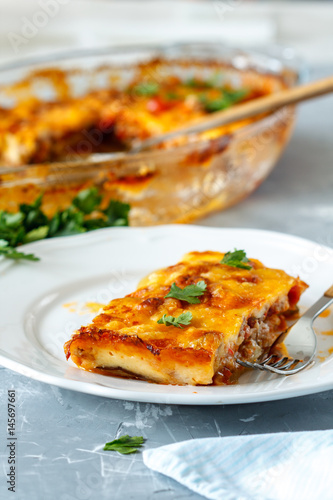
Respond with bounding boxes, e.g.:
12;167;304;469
64;251;308;385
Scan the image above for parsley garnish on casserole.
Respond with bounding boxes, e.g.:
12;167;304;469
64;251;307;385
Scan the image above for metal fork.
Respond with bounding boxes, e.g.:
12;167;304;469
236;285;333;375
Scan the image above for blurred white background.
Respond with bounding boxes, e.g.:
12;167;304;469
0;0;332;66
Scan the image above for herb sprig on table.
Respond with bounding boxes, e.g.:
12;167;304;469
104;435;145;454
0;188;130;262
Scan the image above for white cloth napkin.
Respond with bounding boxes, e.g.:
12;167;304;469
143;430;333;500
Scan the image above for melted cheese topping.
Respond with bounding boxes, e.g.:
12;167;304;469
0;59;286;166
115;250;304;346
64;251;307;385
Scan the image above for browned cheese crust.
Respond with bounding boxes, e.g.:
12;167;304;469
64;251;307;385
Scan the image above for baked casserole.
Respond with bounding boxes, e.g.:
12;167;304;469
64;250;307;385
0;44;298;225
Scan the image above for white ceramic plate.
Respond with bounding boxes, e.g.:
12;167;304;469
1;225;333;405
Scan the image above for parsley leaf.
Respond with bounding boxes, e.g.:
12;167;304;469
49;207;86;237
185;77;210;88
221;249;252;270
157;311;192;329
166;91;179;100
0;211;25;246
133;82;159;97
20;194;49;231
1;211;24;229
0;239;39;261
165;281;206;304
200;88;248;113
72;187;102;215
24;226;49;244
104;200;130;227
224;88;249;102
200;95;230;113
82;218;108;231
185;74;222;89
103;435;145;454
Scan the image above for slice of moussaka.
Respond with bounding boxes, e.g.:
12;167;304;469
64;251;308;385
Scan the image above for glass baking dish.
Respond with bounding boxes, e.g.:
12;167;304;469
0;43;299;225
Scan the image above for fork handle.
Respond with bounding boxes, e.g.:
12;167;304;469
303;294;333;322
324;285;333;298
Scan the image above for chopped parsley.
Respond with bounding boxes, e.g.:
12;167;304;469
132;81;159;97
165;281;206;304
157;311;192;329
185;73;222;89
72;187;102;214
220;249;252;270
185;77;211;88
165;91;179;100
200;88;248;113
199;95;230;113
104;200;130;227
103;435;145;454
0;188;130;262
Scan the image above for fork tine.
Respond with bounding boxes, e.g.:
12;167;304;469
235;290;333;376
267;356;289;368
260;354;276;364
279;359;301;370
236;356;309;375
235;359;265;370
